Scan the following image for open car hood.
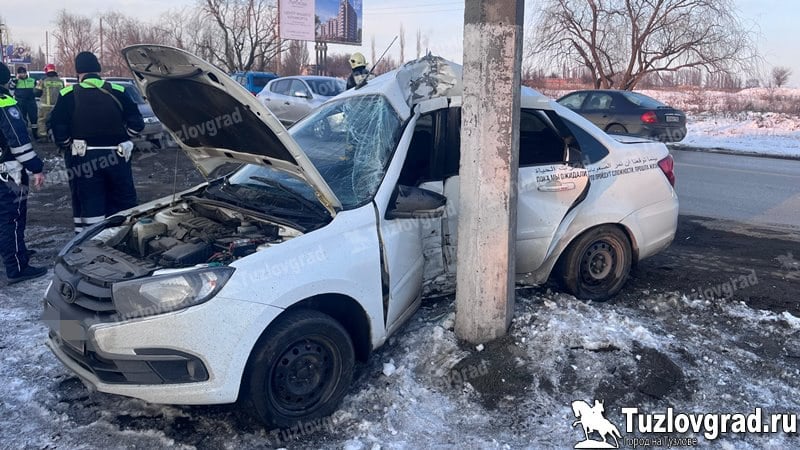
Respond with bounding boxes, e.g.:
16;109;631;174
122;45;341;216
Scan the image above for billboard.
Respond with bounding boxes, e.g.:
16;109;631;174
315;0;363;45
280;0;316;41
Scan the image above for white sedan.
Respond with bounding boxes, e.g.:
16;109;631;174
43;46;678;429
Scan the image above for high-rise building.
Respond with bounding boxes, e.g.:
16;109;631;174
336;0;358;42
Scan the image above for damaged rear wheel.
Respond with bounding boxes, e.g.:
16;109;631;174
558;226;632;301
244;309;354;428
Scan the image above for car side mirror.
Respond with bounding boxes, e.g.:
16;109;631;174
293;91;311;99
386;185;447;220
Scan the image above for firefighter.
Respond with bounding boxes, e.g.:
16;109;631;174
13;66;38;137
346;52;370;89
35;64;64;141
0;63;47;284
49;51;144;234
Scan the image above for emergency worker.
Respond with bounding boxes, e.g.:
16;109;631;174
346;52;370;89
0;62;47;284
13;66;38;137
35;64;64;140
49;51;143;234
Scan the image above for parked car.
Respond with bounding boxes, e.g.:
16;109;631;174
114;81;167;148
257;76;346;126
231;71;279;95
556;89;687;142
44;47;678;428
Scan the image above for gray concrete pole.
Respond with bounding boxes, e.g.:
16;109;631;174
455;0;524;343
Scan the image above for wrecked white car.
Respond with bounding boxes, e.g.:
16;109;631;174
43;46;678;427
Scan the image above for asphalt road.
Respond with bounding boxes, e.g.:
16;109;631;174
672;149;800;227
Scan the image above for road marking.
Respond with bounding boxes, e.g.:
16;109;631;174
675;162;800;179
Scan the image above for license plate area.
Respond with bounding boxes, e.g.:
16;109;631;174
665;115;680;123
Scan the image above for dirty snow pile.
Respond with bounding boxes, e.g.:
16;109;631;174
3;278;800;448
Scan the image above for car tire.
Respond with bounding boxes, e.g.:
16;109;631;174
605;124;627;135
557;226;632;301
244;309;355;428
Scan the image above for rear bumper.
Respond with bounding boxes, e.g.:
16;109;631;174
622;194;679;261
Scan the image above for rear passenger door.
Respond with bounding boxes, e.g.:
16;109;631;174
582;92;615;130
515;109;589;272
262;79;292;123
439;108;589;276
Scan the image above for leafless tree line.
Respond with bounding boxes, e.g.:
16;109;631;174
53;1;284;77
526;0;760;91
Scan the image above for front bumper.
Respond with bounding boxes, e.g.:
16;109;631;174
43;282;283;405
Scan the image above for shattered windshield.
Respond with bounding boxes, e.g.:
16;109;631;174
225;94;402;210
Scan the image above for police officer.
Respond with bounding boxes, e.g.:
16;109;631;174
346;52;370;89
49;51;144;234
0;63;47;284
35;64;64;141
13;66;38;137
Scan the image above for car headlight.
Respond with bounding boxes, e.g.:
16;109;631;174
112;267;235;319
143;116;160;124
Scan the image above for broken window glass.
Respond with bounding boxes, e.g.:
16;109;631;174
292;94;403;208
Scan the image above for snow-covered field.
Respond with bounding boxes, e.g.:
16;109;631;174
3;267;800;448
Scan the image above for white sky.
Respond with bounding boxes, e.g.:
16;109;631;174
1;0;797;87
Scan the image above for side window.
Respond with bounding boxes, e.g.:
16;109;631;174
398;114;435;186
558;92;588;110
271;79;291;95
290;80;310;97
563;119;610;164
585;93;614;110
519;110;566;166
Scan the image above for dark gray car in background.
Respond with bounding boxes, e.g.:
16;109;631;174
557;90;687;142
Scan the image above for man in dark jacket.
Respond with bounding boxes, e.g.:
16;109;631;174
49;51;144;234
0;63;47;284
12;66;38;137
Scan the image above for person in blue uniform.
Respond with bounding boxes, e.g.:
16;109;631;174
49;51;144;234
0;62;47;284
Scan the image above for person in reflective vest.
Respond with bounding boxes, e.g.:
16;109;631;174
49;52;144;234
13;66;38;137
35;64;64;141
0;63;47;284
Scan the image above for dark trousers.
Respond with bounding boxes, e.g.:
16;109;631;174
16;97;38;129
64;148;138;233
0;172;31;277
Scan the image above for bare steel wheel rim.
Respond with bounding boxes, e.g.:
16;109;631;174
269;337;338;415
580;241;618;286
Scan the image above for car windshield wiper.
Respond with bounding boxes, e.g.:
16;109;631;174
247;176;330;220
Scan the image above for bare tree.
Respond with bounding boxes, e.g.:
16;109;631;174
527;0;758;90
771;66;792;88
53;10;99;76
416;28;422;59
200;0;282;73
326;53;352;78
282;40;309;75
399;23;405;63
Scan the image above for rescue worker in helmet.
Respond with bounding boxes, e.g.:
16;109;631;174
35;64;65;141
12;66;38;137
346;52;370;90
0;62;48;284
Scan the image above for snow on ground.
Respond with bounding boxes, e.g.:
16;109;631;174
3;266;800;448
674;112;800;158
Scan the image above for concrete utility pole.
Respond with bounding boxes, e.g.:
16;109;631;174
455;0;525;343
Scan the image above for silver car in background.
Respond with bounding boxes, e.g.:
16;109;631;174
256;76;346;126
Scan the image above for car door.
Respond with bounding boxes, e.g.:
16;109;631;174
284;79;313;124
440;107;589;275
581;92;617;130
262;79;292;123
372;113;431;334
